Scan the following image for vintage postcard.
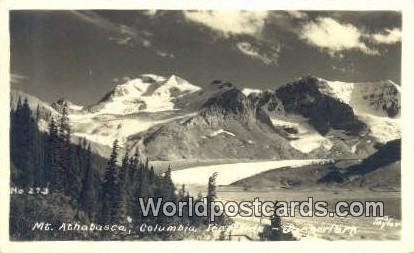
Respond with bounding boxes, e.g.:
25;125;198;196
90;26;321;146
0;0;413;252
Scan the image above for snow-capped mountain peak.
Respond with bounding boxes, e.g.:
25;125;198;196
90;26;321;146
62;74;203;153
88;74;201;115
286;76;401;143
312;77;400;118
316;78;354;104
111;79;152;98
153;74;201;98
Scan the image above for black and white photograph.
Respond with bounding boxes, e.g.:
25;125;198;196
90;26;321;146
1;2;413;250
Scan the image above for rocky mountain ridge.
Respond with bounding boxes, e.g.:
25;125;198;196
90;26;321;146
10;74;401;161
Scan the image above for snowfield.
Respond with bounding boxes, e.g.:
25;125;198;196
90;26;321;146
316;78;401;143
271;117;332;153
171;159;331;186
355;112;400;143
290;134;333;153
320;80;354;104
91;74;201;115
67;74;202;148
70;112;194;147
271;118;301;131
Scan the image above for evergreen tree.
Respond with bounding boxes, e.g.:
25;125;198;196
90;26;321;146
10;104;213;240
117;152;129;221
153;165;176;229
101;139;124;223
33;109;45;186
138;160;149;198
79;144;98;220
58;101;70;141
120;152;129;190
57;101;72;194
126;153;139;221
127;153;138;186
207;172;218;202
68;141;82;204
162;165;175;201
46;117;63;191
10;97;23;185
149;165;155;185
207;172;218;224
15;98;36;187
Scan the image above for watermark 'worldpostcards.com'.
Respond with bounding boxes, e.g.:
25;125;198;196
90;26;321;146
138;197;384;222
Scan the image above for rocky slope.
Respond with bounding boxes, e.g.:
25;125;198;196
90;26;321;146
318;139;401;189
10;74;401;161
127;87;304;160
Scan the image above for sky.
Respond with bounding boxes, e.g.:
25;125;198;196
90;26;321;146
10;10;401;105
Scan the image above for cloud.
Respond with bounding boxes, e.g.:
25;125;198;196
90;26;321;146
71;11;152;48
108;35;152;48
183;10;280;64
331;63;355;74
108;36;133;46
71;11;123;33
287;11;308;19
368;28;401;44
299;17;378;56
74;11;175;58
156;50;175;58
236;41;279;65
10;73;29;84
183;10;268;36
299;16;401;57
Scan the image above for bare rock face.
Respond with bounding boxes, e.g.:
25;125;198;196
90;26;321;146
131;87;302;160
249;90;285;118
361;80;400;117
276;76;367;136
199;88;259;128
318;138;401;188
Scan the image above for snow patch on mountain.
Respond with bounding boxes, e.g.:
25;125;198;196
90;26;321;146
351;81;400;117
242;88;261;96
356;113;400;143
270;116;333;153
290;134;333;153
320;80;354;104
388;80;401;93
317;78;400;116
271;118;301;131
315;77;400;143
70;112;196;148
209;129;236;137
67;102;83;112
71;116;160;147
